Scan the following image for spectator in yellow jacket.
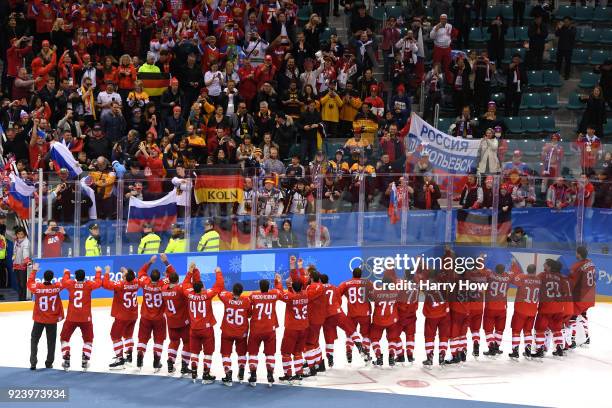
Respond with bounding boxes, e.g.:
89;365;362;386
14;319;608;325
352;102;379;144
320;88;343;138
339;83;362;136
89;156;116;219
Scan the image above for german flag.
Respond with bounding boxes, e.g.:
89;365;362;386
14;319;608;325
194;167;244;204
215;218;251;250
138;72;171;97
456;209;511;245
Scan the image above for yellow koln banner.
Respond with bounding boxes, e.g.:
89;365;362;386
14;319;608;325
194;174;244;203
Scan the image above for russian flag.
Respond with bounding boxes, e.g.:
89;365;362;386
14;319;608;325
127;190;177;233
388;182;400;225
7;173;35;219
49;142;82;179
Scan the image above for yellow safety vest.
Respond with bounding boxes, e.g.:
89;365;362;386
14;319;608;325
197;230;220;252
138;233;161;254
165;237;187;254
85;236;101;257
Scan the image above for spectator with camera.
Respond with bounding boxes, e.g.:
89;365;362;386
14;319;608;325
42;220;69;258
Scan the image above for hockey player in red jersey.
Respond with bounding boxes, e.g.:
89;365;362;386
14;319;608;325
368;271;400;367
136;256;167;372
465;262;489;358
483;264;513;357
276;273;323;384
509;264;540;360
395;270;419;364
421;269;451;367
28;264;65;370
569;246;596;346
447;269;471;364
183;264;224;384
247;276;282;387
303;267;327;376
218;281;251;386
338;267;373;363
60;266;103;371
320;273;364;368
160;254;193;377
533;259;567;358
103;266;140;370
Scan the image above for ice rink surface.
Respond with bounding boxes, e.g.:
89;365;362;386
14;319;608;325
1;301;611;408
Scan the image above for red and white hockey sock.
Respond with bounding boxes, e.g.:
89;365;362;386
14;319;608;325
535;331;545;349
168;348;177;363
372;341;381;357
124;338;134;354
281;355;292;377
351;332;362;344
406;334;415;356
305;348;316;368
222;355;231;373
190;353;199;370
553;331;563;347
362;337;371;352
524;332;533;348
389;342;399;357
61;341;70;358
450;338;459;356
511;332;521;349
265;355;275;372
424;338;434;356
462;335;468;351
485;333;495;347
112;339;123;358
203;354;212;370
82;342;92;360
345;339;353;352
494;332;503;346
153;343;163;358
248;355;258;372
439;340;449;355
582;315;589;338
471;330;480;345
326;343;334;356
294;353;304;375
137;342;147;355
314;347;323;364
238;355;246;368
181;350;191;365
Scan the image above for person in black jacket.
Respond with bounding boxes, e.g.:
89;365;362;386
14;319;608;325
505;54;528;117
450;56;472;116
527;15;548;70
160;78;185;118
298;99;322;163
555;17;576;80
413;175;442;210
452;0;472;50
487;15;506;66
579;86;607;138
178;53;203;111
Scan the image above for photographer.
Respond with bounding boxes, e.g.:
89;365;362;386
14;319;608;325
42;220;70;258
507;227;531;248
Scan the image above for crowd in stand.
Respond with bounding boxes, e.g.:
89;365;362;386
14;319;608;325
0;0;610;266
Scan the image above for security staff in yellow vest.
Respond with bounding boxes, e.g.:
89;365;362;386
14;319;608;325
197;219;220;252
85;224;102;256
164;224;187;253
138;222;161;254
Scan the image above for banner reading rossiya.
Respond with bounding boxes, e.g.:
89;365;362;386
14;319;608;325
407;113;480;173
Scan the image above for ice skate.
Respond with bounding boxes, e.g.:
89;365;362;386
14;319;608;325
388;353;396;367
62;357;70;372
422;353;433;369
279;375;293;384
136;352;144;371
267;370;275;387
153;356;162;373
167;359;175;375
509;347;520;361
191;367;198;383
552;345;564;358
290;374;303;385
406;352;415;364
248;370;257;387
472;341;480;359
81;359;89;372
201;371;215;385
109;357;126;370
438;353;448;367
523;345;532;361
238;366;245;383
125;350;133;365
346;350;353;364
222;370;233;387
180;361;191;378
327;353;334;368
317;359;326;373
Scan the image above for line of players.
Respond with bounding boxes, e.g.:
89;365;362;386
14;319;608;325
27;248;596;385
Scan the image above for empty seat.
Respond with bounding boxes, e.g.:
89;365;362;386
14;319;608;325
578;72;600;88
590;50;608;66
297;5;312;23
567;92;586;110
572;48;589;65
521;116;541;133
470;27;486;43
579;28;601;44
539;116;559;133
486;5;501;20
372;5;386;21
543;70;562;87
548;48;557;64
319;27;337;42
505;117;523;134
514;26;529;42
541;92;559;109
527;70;545;87
556;5;576;18
604;122;612;136
386;5;404;18
574;6;594;21
601;29;612;45
521;93;544;109
502;5;513;20
491;92;505;107
593;7;612;22
436;117;455;134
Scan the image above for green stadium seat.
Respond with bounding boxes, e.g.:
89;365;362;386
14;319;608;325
578;28;600;44
539;116;559;133
386;5;404;19
524;5;534;20
541;92;559;109
486;5;501;20
319;27;337;42
424;6;434;18
578;72;600;88
521;116;541;133
590;50;608;66
604;122;612;136
543;70;562;88
502;47;526;64
567;92;586;110
470;27;485;43
527;70;545;87
372;5;386;21
574;6;594;21
548;48;557;64
601;29;612;45
491;92;505;107
593;7;612;22
288;143;301;157
502;5;513;20
514;26;529;42
505;117;523;134
436;117;455;134
297;6;312;23
521;93;543;109
572;48;589;65
556;5;576;19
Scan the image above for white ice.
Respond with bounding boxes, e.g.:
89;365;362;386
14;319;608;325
1;301;611;408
